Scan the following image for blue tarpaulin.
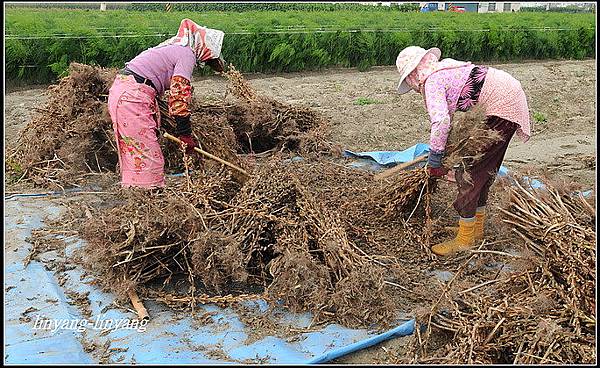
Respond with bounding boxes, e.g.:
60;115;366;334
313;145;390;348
4;199;413;364
344;143;430;167
343;144;512;178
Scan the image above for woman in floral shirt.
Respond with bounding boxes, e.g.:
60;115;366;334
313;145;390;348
395;46;531;256
108;19;225;189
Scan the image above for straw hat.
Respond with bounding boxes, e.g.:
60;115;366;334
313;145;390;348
395;46;441;94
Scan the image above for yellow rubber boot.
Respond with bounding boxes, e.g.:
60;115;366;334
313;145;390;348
445;210;485;240
432;218;476;256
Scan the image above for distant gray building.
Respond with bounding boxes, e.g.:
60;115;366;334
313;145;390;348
418;2;521;12
420;2;594;12
477;2;522;12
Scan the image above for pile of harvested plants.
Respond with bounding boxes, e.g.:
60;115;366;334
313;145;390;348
7;63;117;189
76;166;239;296
75;158;397;328
15;63;556;341
8;62;333;190
160;65;334;156
407;177;596;364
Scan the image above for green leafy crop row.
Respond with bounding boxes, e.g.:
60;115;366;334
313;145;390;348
5;8;596;84
520;5;595;13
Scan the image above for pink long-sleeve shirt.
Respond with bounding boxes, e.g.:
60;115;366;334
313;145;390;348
126;44;197;96
423;66;531;153
423;65;475;153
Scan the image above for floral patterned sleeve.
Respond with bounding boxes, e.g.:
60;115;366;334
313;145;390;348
168;75;192;117
168;75;193;135
423;74;452;154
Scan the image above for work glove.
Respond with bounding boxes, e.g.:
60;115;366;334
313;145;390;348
428;166;449;178
426;150;449;178
173;115;198;154
177;134;199;155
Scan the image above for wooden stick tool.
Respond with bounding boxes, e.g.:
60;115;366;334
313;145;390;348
128;289;150;321
374;154;428;180
163;132;250;178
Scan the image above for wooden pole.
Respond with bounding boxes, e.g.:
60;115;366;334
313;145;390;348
128;290;150;321
374;154;428;180
163;132;250;178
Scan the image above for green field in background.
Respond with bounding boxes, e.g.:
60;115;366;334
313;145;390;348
5;8;596;83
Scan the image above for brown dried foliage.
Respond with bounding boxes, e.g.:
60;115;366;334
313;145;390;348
407;177;596;364
76;159;398;327
8;63;118;189
8;62;331;190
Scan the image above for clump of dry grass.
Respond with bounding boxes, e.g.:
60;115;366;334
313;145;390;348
72;158;397;328
7;63;118;189
405;176;596;364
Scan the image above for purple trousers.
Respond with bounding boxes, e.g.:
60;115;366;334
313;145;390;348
454;116;517;218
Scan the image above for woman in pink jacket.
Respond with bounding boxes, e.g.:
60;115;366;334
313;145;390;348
108;19;225;189
395;46;531;256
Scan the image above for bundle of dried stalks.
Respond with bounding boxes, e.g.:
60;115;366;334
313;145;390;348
443;106;503;169
371;168;437;221
370;106;502;221
75;157;397;327
223;65;258;103
407;177;596;364
8;63;118;189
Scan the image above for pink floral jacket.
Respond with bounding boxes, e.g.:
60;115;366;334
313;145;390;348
423;65;531;154
423;65;475;153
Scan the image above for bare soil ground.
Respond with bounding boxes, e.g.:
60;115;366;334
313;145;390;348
6;59;595;188
3;59;596;363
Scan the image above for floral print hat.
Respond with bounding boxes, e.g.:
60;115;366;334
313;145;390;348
157;19;224;63
395;46;441;95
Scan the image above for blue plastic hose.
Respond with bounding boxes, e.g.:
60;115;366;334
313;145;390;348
307;319;416;364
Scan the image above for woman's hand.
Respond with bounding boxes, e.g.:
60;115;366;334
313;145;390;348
426;150;449;178
428;166;449;177
177;134;199;155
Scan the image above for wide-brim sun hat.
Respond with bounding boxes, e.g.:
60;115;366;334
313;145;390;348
396;46;441;94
